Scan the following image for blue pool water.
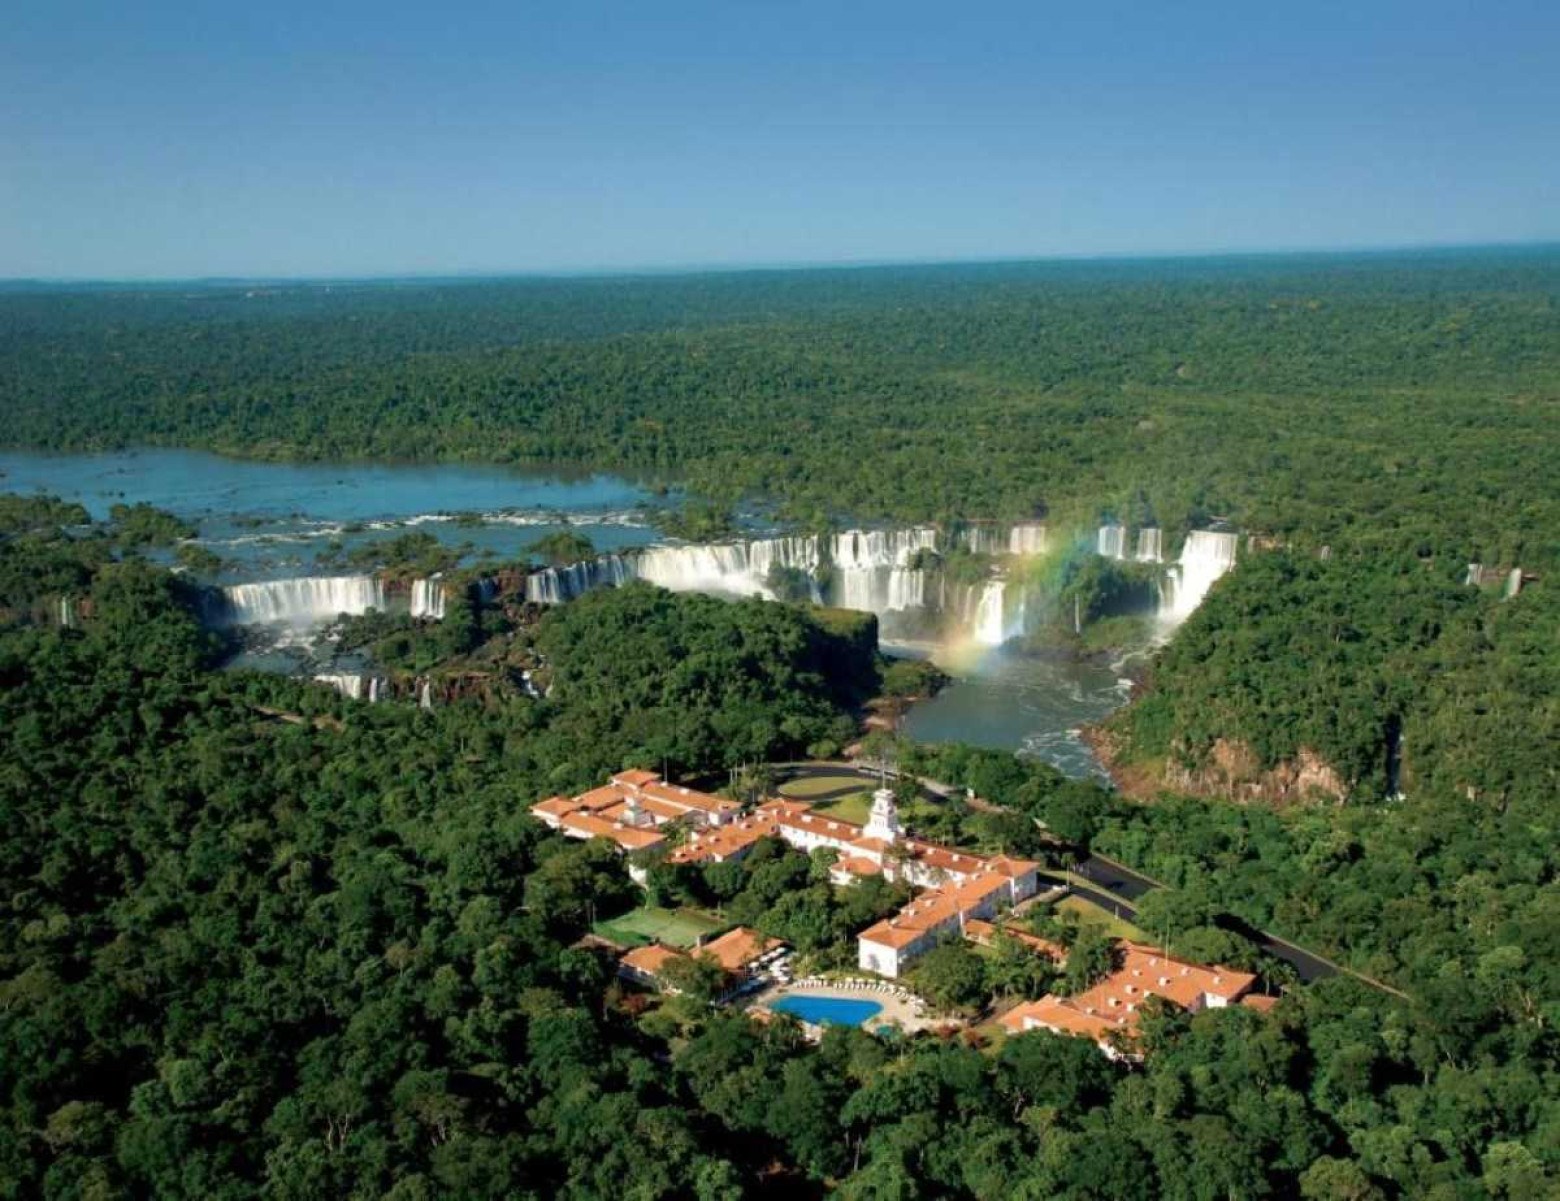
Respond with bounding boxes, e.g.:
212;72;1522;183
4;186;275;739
771;995;884;1027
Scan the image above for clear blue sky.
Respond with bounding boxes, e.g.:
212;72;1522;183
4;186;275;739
4;0;1557;278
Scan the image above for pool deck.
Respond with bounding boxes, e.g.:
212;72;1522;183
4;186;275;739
745;980;956;1036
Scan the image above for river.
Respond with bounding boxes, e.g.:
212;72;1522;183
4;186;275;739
0;448;663;581
2;448;1140;777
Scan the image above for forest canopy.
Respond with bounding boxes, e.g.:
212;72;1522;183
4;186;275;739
1;525;1556;1198
2;250;1557;570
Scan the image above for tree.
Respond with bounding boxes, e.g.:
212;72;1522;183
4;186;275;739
912;942;988;1012
527;529;595;566
662;954;729;1004
984;931;1057;1001
1062;928;1120;995
523;839;633;930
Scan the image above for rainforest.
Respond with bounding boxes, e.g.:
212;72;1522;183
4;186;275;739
1;250;1557;1198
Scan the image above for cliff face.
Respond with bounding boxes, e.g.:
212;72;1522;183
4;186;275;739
1089;727;1349;805
1162;739;1348;805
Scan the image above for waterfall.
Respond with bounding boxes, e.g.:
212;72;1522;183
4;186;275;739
638;535;821;597
957;526;1008;555
1097;525;1128;560
528;534;825;604
522;523;1032;640
830;528;938;617
970;581;1008;646
527;527;942;608
1008;523;1048;556
418;680;433;709
221;576;386;625
1134;528;1162;563
958;523;1049;557
830;527;938;570
410;578;447;620
313;674;392;702
56;596;77;629
840;566;927;614
526;555;637;603
314;673;364;700
1160;531;1239;623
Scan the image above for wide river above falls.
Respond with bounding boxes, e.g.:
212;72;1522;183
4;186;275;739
1;448;1133;778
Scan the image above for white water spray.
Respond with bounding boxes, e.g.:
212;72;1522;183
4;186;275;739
1097;525;1128;560
410;578;447;619
1160;531;1239;624
221;576;387;625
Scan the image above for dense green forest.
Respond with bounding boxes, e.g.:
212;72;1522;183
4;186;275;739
2;253;1558;1195
3;251;1557;565
2;504;1557;1197
1108;549;1558;803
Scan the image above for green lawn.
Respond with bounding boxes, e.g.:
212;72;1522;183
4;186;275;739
594;905;726;949
777;773;866;799
1056;895;1148;942
815;792;874;825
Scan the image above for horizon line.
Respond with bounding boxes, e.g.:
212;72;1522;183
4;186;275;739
3;237;1558;289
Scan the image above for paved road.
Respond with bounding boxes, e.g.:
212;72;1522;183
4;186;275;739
1076;853;1401;991
772;762;1401;995
1074;855;1157;904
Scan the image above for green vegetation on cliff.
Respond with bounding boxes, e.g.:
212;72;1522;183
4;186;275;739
1113;550;1557;806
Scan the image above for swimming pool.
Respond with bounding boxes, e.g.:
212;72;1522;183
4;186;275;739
771;994;884;1027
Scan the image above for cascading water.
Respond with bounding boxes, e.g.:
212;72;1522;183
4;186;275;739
527;534;824;604
1160;531;1239;624
829;527;938;569
638;535;821;597
840;566;926;614
1008;523;1048;556
1134;528;1162;563
523;523;1045;642
410;578;447;620
957;526;1008;555
1097;525;1128;560
971;581;1008;647
830;528;938;618
314;673;370;700
526;555;637;603
221;576;386;625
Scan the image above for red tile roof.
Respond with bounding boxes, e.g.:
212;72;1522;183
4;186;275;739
621;943;686;978
963;919;1065;963
999;941;1258;1049
698;927;784;972
559;811;667;851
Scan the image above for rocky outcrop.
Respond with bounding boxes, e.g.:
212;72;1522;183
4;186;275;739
1163;739;1348;805
1088;727;1348;805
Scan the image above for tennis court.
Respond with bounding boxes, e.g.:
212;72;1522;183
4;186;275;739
594;905;725;949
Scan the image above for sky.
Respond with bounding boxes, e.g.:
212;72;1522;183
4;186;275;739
3;0;1558;279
